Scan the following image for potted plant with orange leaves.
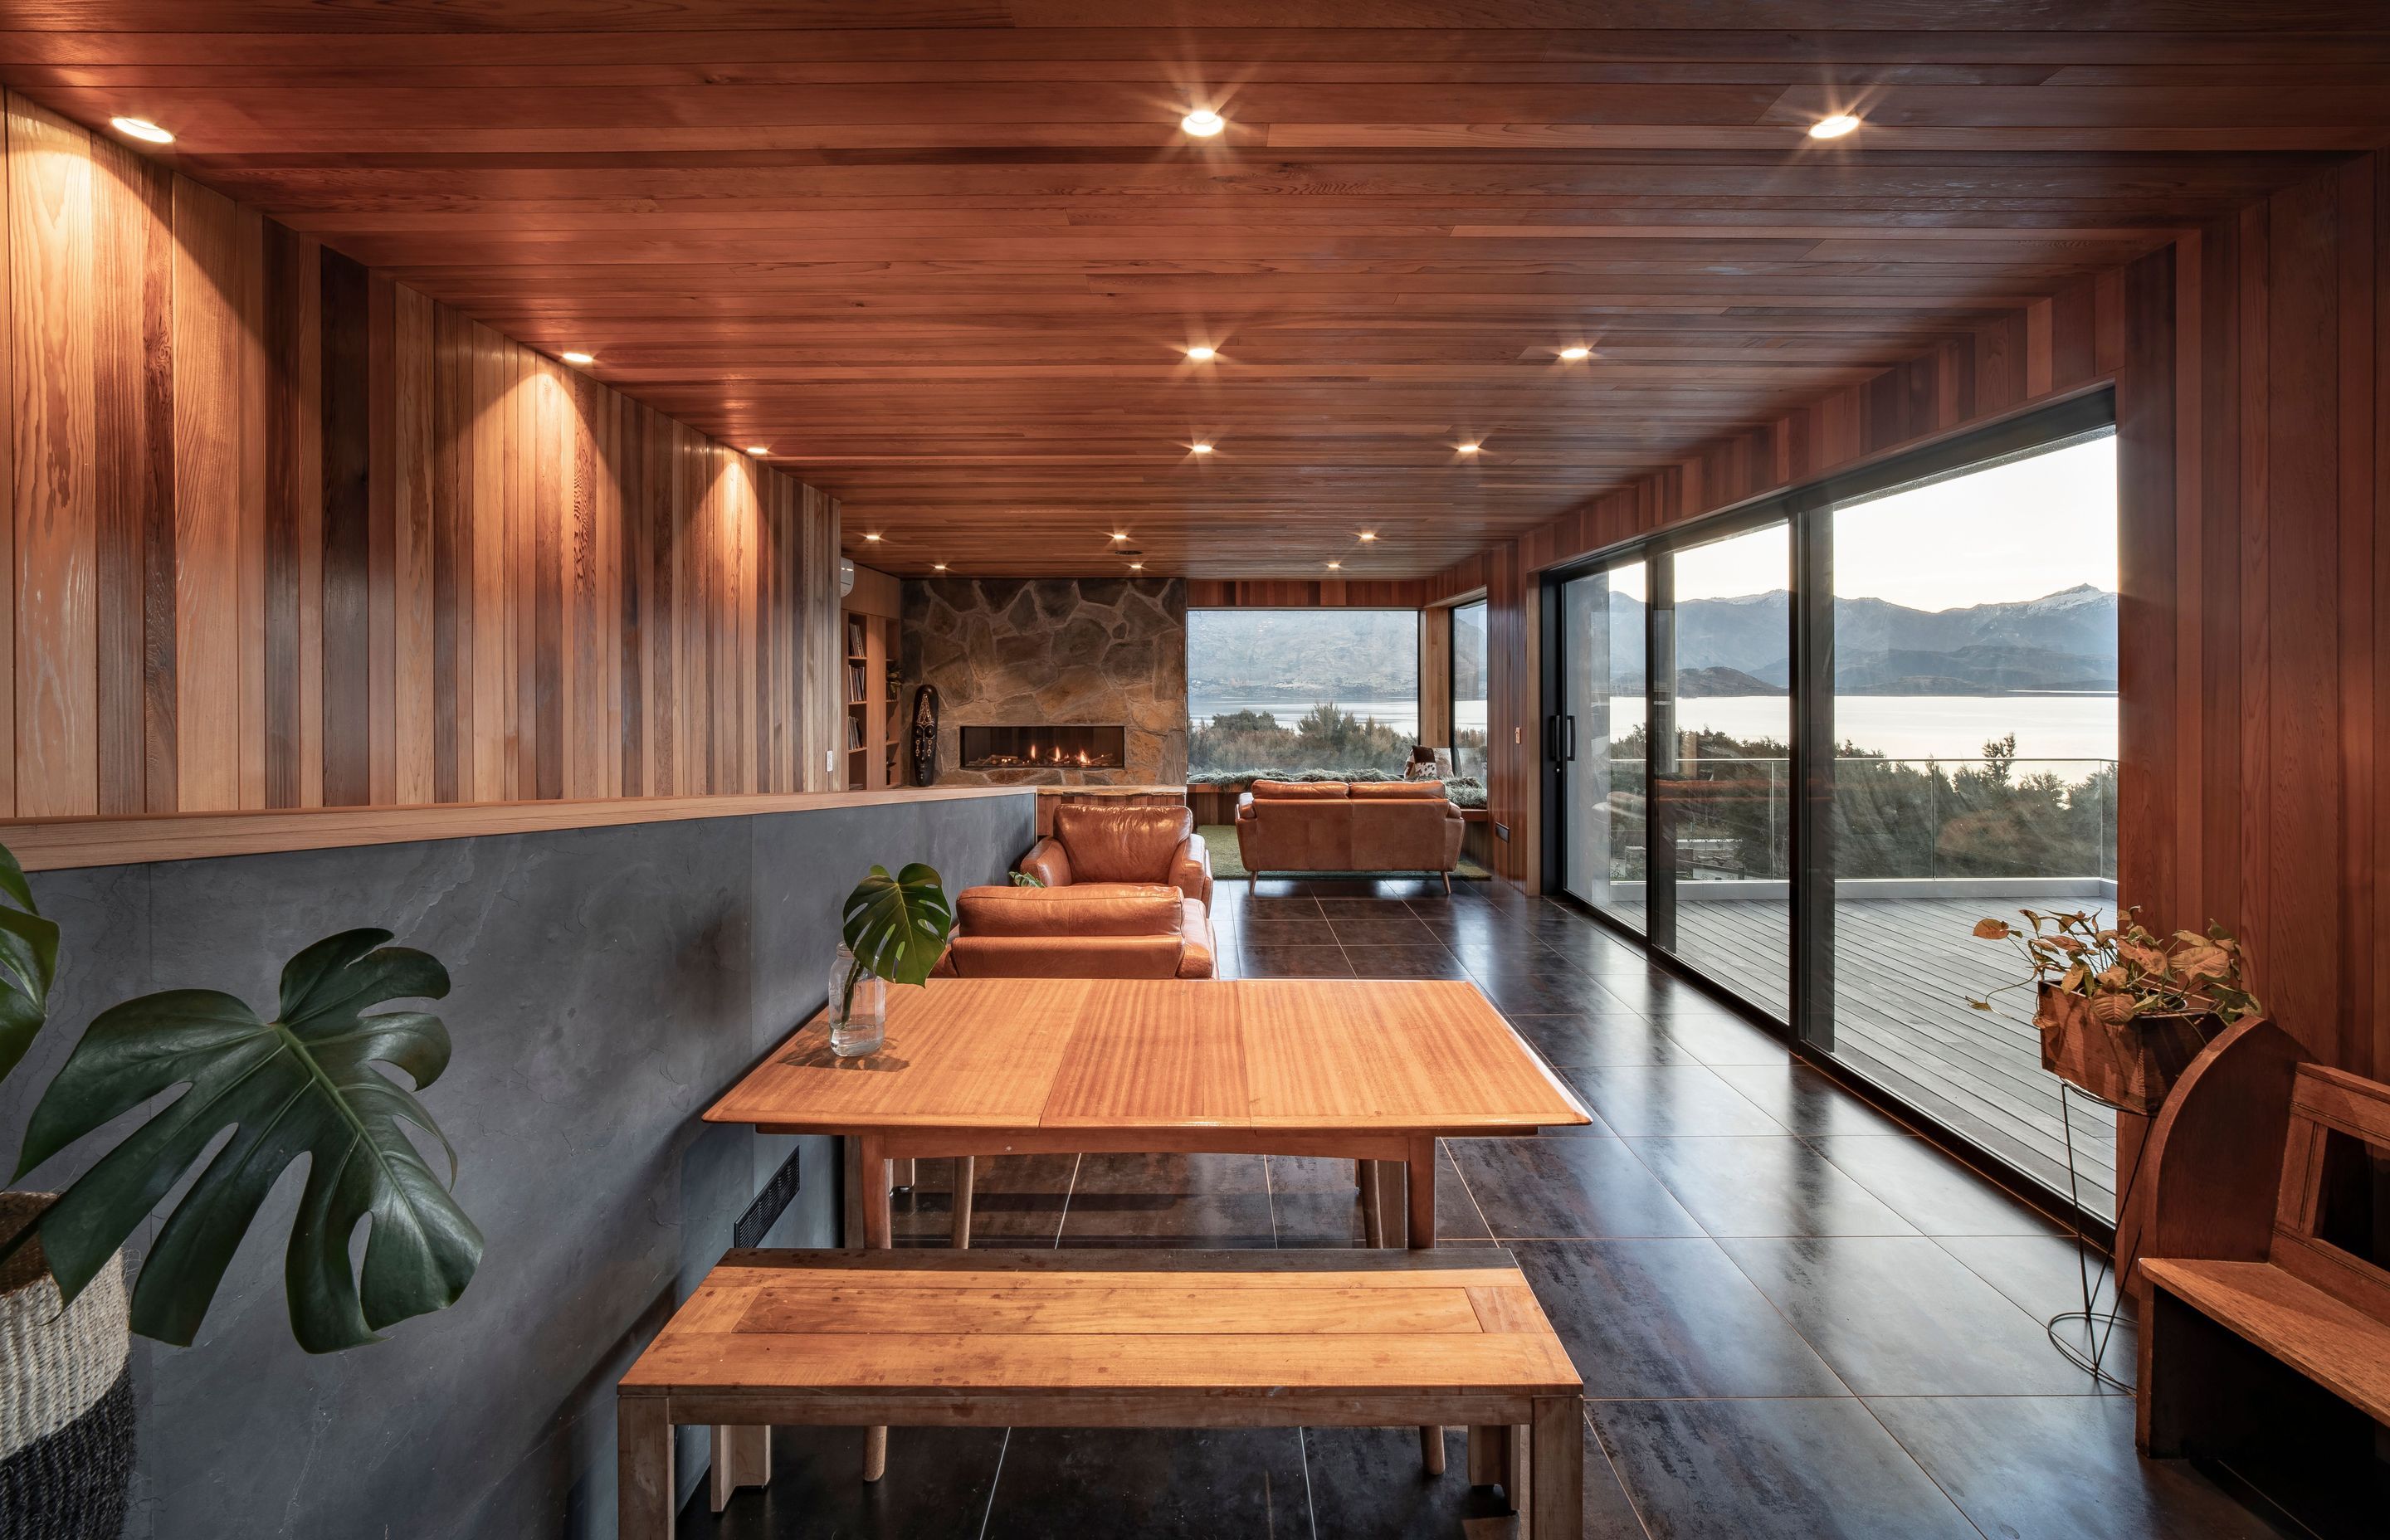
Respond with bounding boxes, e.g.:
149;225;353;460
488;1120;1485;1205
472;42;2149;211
1966;906;2261;1115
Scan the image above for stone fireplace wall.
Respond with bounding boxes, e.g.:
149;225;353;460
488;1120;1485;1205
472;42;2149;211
903;578;1188;785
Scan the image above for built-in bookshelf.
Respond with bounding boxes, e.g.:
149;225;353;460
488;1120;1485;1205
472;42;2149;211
841;563;906;792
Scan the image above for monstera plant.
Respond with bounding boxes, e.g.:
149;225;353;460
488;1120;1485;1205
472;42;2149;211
0;852;480;1530
12;927;482;1352
0;846;58;1085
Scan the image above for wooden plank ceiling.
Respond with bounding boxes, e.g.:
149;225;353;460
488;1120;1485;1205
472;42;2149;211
2;3;2383;579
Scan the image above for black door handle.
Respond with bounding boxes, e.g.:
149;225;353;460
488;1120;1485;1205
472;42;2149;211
1567;715;1578;762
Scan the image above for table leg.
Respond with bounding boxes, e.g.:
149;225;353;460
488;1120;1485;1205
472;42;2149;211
1380;1140;1443;1474
861;1133;893;1481
1407;1136;1437;1250
1359;1161;1382;1247
1468;1425;1510;1485
619;1395;674;1540
1529;1396;1583;1540
1372;1159;1410;1248
951;1155;976;1249
1509;1419;1534;1538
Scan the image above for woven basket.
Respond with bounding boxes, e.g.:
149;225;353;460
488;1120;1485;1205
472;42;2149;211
2035;984;2225;1116
0;1193;134;1540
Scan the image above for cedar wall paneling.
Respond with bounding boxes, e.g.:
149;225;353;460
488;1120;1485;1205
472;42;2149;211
2;91;844;816
1438;151;2390;1080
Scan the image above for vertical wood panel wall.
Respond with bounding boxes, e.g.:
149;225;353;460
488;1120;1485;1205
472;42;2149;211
2;91;844;818
1436;151;2390;1080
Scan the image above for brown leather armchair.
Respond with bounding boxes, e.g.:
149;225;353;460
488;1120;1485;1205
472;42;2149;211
1234;780;1466;892
931;884;1217;979
1020;803;1212;913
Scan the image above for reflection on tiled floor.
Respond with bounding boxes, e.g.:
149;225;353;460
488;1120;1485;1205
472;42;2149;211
681;878;2280;1540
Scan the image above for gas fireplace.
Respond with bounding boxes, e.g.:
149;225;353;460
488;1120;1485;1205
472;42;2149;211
959;724;1127;770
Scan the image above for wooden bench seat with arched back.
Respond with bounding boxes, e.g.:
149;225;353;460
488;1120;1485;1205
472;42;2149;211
2135;1015;2390;1470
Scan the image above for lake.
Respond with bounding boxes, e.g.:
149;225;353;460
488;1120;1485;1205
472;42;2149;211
1193;693;2118;764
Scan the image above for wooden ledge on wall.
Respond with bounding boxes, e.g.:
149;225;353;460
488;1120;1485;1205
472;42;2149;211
0;787;1037;874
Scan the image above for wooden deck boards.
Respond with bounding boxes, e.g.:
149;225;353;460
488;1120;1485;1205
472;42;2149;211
1643;891;2119;1214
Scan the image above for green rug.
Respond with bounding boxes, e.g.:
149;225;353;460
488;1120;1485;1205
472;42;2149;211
1197;825;1491;882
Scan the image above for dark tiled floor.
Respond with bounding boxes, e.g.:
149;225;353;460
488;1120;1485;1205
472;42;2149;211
681;878;2284;1540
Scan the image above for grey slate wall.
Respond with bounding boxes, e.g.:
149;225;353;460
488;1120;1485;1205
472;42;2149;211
0;792;1033;1539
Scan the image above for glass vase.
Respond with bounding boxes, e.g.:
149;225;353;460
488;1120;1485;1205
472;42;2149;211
827;945;886;1058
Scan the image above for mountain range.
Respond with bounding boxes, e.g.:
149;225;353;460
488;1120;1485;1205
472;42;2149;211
1186;586;2115;702
1188;608;1422;699
1576;582;2116;695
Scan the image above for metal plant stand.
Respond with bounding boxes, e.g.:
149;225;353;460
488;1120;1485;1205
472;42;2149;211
2049;1075;2142;1390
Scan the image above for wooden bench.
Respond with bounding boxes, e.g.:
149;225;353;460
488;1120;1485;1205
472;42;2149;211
619;1247;1584;1538
2136;1016;2390;1469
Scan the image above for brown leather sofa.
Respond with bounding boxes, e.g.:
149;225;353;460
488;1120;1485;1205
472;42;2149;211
1020;803;1212;912
931;883;1216;979
1234;779;1466;892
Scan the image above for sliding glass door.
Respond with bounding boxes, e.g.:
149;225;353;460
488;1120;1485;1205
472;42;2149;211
1558;561;1646;932
1825;430;2119;1211
1546;396;2119;1215
1655;522;1791;1020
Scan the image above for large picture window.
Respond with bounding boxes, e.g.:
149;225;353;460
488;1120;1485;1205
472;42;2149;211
1450;599;1489;781
1547;394;2119;1219
1188;609;1419;777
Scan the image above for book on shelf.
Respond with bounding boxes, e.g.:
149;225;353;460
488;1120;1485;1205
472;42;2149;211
846;616;866;657
848;715;866;749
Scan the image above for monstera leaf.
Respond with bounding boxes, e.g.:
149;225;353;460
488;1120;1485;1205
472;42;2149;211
0;842;58;1084
15;928;482;1353
841;863;953;987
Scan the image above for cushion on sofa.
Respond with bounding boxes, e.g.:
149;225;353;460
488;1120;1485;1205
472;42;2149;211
1349;781;1450;801
1250;779;1349;799
955;883;1185;938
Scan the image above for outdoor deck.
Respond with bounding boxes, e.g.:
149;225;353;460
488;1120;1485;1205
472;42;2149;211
1608;892;2119;1216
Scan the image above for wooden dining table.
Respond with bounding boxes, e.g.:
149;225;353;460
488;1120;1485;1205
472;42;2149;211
699;975;1592;1503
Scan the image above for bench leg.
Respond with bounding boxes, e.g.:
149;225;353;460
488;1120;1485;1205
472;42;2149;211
951;1156;975;1249
1508;1419;1532;1538
619;1396;674;1540
1529;1397;1583;1540
710;1425;771;1512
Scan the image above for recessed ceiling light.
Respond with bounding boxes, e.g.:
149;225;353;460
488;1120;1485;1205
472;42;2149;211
933;563;948;571
1326;561;1343;570
1358;532;1378;542
1558;345;1592;361
1809;114;1861;140
559;350;595;366
745;445;771;456
1190;441;1214;454
110;117;173;144
1185;344;1216;361
1181;109;1226;138
1129;562;1145;571
1111;532;1129;541
863;533;882;542
1457;442;1481;454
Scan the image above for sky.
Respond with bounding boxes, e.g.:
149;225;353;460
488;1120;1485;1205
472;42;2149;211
1655;433;2119;610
